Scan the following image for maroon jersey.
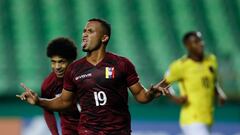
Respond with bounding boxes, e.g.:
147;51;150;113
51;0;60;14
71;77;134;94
41;72;80;135
64;52;139;134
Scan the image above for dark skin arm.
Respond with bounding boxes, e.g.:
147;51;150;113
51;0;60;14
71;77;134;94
170;95;188;104
17;81;170;108
159;80;188;104
215;82;227;106
129;81;170;104
16;83;74;111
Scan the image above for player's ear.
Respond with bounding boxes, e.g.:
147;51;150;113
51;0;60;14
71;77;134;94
102;35;109;43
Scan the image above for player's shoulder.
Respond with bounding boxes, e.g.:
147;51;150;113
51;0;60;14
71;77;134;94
106;52;133;64
41;72;56;92
170;55;188;67
106;52;124;60
70;58;85;66
42;72;56;84
67;58;86;70
205;53;217;62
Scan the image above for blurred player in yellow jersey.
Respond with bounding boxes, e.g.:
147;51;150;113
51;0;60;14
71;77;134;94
160;31;227;135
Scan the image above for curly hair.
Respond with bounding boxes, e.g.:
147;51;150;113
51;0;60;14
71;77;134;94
182;31;202;44
47;37;77;61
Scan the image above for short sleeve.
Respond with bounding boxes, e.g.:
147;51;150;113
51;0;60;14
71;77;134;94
164;60;183;84
63;64;76;92
211;54;218;71
209;54;218;81
123;58;139;87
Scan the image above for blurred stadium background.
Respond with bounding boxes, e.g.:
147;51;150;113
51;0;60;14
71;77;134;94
0;0;239;135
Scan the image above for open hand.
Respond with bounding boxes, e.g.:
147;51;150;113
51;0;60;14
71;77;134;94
16;83;39;105
149;81;170;97
151;86;170;97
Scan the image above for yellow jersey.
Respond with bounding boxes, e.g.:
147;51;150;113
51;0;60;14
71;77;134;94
165;54;217;126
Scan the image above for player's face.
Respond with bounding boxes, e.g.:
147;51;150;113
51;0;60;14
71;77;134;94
186;35;204;57
50;56;69;78
82;21;104;52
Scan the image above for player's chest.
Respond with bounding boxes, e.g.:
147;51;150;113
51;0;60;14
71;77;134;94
184;63;215;79
73;66;123;88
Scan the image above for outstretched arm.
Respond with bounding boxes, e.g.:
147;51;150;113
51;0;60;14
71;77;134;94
43;110;59;135
16;83;74;111
169;94;188;104
159;80;188;104
215;82;227;105
129;81;169;104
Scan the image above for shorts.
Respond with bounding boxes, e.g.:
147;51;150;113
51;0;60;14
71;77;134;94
181;123;211;135
78;126;131;135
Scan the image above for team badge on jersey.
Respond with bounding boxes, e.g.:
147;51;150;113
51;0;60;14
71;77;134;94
105;67;115;79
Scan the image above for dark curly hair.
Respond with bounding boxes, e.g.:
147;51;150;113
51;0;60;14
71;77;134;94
47;37;77;61
182;31;202;44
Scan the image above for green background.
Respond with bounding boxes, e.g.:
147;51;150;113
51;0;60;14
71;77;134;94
0;0;239;122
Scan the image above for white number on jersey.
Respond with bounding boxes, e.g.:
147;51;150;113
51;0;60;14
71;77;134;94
94;91;107;106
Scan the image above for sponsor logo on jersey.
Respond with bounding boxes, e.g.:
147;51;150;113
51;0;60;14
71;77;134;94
75;73;92;80
105;67;115;79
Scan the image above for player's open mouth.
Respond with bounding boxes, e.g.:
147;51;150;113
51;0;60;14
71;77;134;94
82;39;88;48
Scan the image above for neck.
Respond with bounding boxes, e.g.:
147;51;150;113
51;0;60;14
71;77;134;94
86;45;106;65
188;53;204;62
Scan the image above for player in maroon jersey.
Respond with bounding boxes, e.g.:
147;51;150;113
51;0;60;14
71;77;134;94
17;18;169;135
26;37;80;135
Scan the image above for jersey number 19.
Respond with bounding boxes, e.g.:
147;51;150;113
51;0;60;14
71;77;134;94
94;91;107;106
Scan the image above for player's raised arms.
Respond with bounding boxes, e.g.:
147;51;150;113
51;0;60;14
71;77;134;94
17;83;74;111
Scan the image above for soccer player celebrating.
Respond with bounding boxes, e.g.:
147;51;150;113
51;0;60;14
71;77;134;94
160;31;227;135
17;18;169;135
22;37;80;135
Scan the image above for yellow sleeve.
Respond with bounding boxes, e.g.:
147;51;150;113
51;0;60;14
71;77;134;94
209;54;218;81
210;54;217;69
164;60;184;84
